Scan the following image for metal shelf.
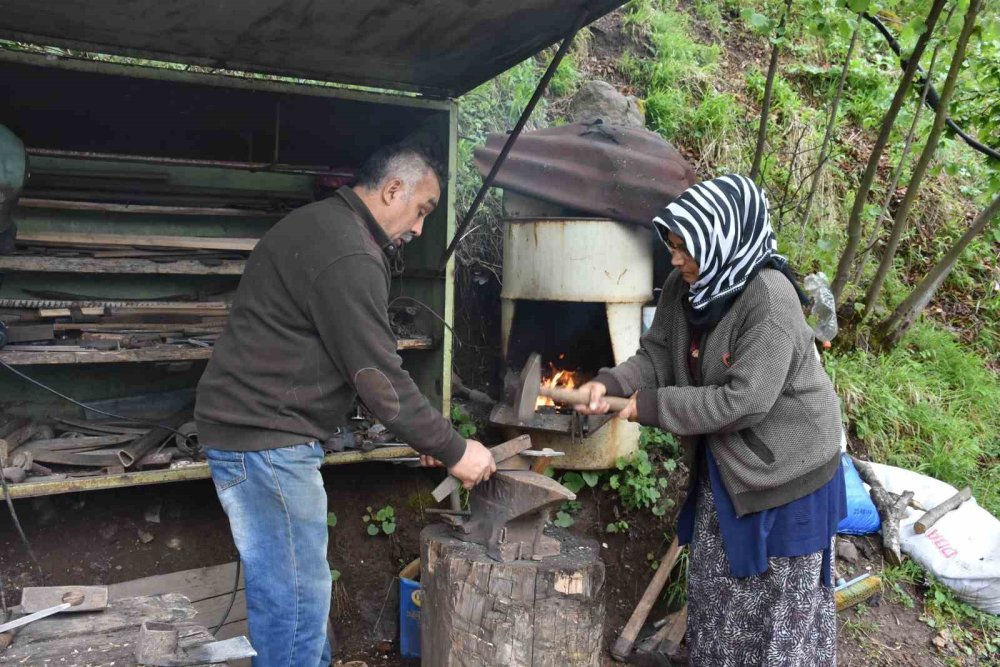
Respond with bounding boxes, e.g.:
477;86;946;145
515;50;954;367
0;446;418;499
0;337;434;365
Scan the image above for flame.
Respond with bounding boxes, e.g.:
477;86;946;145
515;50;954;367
536;363;580;408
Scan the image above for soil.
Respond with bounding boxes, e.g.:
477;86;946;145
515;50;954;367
2;451;983;666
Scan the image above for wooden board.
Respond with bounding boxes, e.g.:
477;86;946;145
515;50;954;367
0;593;225;666
0;255;246;275
0;338;432;365
18;197;276;217
17;231;259;252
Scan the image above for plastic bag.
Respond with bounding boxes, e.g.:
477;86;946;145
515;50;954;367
863;460;1000;615
837;454;881;535
804;272;838;342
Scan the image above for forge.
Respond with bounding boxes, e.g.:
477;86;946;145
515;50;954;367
491;195;654;469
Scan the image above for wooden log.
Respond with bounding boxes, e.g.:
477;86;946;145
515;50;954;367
851;456;911;566
421;523;605;667
915;486;972;534
16;231;258;252
0;418;36;466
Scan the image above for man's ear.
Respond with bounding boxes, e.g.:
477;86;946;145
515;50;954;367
382;177;404;206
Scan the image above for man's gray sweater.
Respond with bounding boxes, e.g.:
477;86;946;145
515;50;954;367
195;188;467;468
597;269;841;516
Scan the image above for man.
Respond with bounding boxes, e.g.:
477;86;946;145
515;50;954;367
195;142;495;666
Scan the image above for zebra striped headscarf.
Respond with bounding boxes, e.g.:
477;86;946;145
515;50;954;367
653;174;787;313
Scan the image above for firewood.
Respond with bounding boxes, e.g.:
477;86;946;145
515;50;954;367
915;486;971;534
850;456;913;566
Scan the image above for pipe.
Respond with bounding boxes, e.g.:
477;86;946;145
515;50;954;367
437;3;593;271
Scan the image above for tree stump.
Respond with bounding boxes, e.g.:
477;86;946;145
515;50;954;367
420;523;605;666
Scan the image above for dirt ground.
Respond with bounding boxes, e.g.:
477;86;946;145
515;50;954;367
0;454;985;666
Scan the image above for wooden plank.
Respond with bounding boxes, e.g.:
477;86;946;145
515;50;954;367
1;446;417;499
0;345;213;365
53;322;224;333
0;338;430;365
4;324;55;343
108;562;244;603
0;255;246;275
192;591;248;628
17;231;259;252
0;594;225;666
18;197;276;217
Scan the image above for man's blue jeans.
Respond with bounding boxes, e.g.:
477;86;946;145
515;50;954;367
206;443;332;667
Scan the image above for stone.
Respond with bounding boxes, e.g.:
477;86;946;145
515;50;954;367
836;539;861;565
569;80;645;128
138;529;155;544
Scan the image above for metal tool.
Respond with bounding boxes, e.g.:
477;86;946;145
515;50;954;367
0;586;108;634
448;469;576;561
430;434;532;502
515;352;631;422
135;621;256;666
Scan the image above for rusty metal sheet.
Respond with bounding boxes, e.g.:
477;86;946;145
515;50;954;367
474;120;696;227
0;1;625;98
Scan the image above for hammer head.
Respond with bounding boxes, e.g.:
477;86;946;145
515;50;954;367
514;352;543;422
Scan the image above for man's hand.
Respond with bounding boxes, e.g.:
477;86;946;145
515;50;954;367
573;381;610;415
448;439;496;489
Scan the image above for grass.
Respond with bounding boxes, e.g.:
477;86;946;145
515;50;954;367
826;320;1000;516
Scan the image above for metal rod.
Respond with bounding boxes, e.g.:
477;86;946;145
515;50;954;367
437;3;592;271
25;147;353;177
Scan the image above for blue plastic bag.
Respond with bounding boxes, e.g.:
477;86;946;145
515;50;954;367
837;454;881;535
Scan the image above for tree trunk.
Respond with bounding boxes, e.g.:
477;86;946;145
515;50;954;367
863;0;981;312
830;0;948;301
875;191;1000;350
420;523;605;666
749;0;794;182
799;19;860;239
851;13;952;286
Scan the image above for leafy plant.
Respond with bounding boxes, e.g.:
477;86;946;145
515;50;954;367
553;500;583;528
363;505;397;536
326;511;337;528
450;405;478;438
330;568;342;582
560;471;601;494
605;520;630;534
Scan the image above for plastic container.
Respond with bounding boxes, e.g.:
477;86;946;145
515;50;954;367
399;576;422;658
804;272;838;342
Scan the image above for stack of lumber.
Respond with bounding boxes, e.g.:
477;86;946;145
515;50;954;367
0;299;230;360
14;229;257;262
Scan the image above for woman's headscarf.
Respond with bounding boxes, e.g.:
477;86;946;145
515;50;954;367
652;174;805;328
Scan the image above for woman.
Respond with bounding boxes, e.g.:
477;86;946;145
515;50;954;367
577;174;846;666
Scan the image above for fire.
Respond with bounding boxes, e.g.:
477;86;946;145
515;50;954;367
536;363;580;408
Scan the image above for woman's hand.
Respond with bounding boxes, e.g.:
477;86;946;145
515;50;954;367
617;393;639;422
573;381;610;415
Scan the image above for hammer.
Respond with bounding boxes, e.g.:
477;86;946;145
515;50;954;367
514;352;631;422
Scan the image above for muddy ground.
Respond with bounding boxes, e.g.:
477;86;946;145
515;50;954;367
0;453;979;666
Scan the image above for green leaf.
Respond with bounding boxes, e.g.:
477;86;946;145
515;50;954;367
664;459;678;473
652;504;667;517
367;523;380;536
382;521;396;535
326;512;337;527
609;474;621;490
605;522;619;533
362;515;371;523
846;0;869;13
553;511;575;528
330;569;341;582
581;471;600;487
561;472;586;494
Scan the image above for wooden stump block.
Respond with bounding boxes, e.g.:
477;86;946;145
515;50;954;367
420;523;605;666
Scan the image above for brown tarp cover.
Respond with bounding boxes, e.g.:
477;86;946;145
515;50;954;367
474;120;696;227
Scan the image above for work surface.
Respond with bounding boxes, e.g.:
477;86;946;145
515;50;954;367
0;593;227;666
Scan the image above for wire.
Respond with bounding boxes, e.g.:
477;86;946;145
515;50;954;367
388;296;464;348
212;559;241;635
0;472;44;579
0;358;195;445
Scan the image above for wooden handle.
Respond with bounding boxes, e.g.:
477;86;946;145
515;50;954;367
542;386;631;411
611;536;682;661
